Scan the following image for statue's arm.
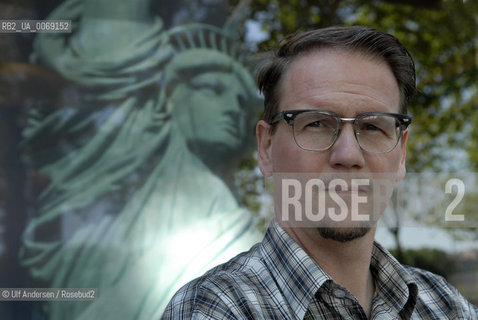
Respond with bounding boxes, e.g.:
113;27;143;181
77;0;156;56
32;0;166;91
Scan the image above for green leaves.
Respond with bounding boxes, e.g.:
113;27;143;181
232;0;478;241
243;0;477;172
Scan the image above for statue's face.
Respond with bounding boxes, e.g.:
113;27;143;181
170;69;254;162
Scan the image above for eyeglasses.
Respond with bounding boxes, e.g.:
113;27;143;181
270;109;412;154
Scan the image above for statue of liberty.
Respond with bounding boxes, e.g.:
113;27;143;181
20;0;262;318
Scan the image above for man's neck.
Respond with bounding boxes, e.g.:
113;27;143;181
283;225;376;318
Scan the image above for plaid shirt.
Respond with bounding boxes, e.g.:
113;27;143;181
161;219;478;319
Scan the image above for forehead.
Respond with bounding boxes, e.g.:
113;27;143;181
279;48;400;114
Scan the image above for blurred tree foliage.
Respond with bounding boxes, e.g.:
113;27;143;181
240;0;477;172
389;247;457;279
232;0;478;240
443;190;478;241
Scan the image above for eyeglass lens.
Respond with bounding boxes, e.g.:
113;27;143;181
292;112;401;153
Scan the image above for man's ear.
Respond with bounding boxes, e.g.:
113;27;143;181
256;120;273;177
396;129;408;182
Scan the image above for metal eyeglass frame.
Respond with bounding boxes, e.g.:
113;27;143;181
269;109;413;154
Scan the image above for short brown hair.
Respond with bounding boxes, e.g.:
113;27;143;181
257;26;416;127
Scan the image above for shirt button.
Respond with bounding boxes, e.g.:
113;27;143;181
333;289;347;298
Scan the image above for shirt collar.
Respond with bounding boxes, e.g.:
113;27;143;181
260;219;419;319
260;219;331;319
371;242;418;316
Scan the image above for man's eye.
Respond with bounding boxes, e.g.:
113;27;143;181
363;123;381;131
306;121;322;127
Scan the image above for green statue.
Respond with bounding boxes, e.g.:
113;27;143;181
20;0;262;318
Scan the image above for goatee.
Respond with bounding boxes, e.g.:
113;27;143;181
317;226;371;242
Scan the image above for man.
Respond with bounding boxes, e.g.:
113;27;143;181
161;26;478;319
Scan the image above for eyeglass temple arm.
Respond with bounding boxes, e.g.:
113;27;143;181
399;115;412;129
270;111;300;125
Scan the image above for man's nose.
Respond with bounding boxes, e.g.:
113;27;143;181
328;123;365;170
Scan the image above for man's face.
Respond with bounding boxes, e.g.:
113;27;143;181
257;48;408;241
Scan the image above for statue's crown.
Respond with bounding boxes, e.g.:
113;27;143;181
167;23;250;66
